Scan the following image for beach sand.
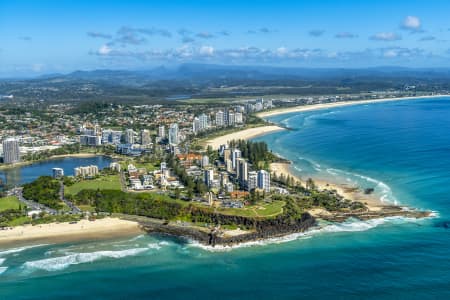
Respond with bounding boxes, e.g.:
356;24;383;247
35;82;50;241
257;95;444;118
204;125;285;149
0;217;142;247
270;162;386;213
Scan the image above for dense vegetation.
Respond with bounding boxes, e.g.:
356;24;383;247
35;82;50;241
22;176;63;209
228;139;282;169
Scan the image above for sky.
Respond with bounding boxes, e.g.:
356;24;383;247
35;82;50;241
1;0;450;76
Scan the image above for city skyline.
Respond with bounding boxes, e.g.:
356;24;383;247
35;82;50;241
2;0;450;77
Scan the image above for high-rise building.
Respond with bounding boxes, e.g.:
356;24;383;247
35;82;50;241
2;138;20;164
247;171;258;191
158;125;166;138
52;168;64;179
234;112;243;124
257;170;271;193
124;129;135;144
102;129;122;145
236;159;248;184
215;111;225;127
140;129;151;145
201;155;209;167
223;148;231;162
228;111;235;126
231;149;241;169
192;117;201;134
79;135;101;146
168;123;179;145
225;159;233;173
199;113;208;130
204;169;214;187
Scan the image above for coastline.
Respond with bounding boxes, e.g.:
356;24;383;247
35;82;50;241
256;94;445;118
0;217;143;247
270;162;387;214
204;125;285;149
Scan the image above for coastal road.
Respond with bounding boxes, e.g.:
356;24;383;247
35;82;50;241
13;187;57;215
60;183;82;214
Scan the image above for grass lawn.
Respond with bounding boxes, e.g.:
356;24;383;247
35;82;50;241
0;196;21;212
78;205;96;212
8;216;30;227
217;200;285;218
65;175;121;196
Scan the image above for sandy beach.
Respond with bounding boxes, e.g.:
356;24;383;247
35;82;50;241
0;217;142;246
270;162;386;213
257;95;444;118
204;125;285;149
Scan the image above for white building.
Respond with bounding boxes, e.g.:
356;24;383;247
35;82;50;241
168;123;179;145
247;171;258;191
215;111;225;127
2;138;20;164
52;168;64;179
231;149;241;169
236;158;248;184
192;117;201;134
201;155;209;167
141;129;151;145
124;129;135;144
234;112;243;124
228;111;235;126
102;129;122;145
74;165;99;178
79;135;101;146
109;162;121;172
257;170;271;193
158;125;166;138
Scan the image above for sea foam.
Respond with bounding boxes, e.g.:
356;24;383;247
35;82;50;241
189;215;433;252
0;244;49;257
0;267;7;275
23;247;148;272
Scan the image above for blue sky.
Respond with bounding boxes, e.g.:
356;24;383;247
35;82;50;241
1;0;450;76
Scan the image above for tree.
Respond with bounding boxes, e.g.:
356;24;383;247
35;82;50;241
306;178;316;191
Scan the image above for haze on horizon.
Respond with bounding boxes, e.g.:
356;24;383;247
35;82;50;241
1;0;450;77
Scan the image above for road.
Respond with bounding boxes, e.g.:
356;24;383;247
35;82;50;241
13;187;57;215
59;182;82;214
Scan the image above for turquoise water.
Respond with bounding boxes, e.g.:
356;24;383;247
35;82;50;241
1;98;450;299
0;156;113;186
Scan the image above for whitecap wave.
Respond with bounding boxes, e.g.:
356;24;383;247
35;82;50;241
0;258;5;265
0;244;48;257
23;247;148;272
323;167;397;204
0;267;7;275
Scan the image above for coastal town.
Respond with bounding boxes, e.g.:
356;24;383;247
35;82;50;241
0;91;435;246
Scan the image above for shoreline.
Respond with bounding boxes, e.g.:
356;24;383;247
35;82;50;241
256;94;446;118
204;125;285;149
270;162;388;215
0;153;108;171
0;217;143;247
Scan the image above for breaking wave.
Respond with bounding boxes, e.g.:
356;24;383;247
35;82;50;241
23;247;149;272
0;244;49;257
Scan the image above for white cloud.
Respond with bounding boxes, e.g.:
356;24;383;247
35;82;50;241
199;46;214;56
370;32;402;41
401;16;421;31
98;45;112;55
276;47;288;56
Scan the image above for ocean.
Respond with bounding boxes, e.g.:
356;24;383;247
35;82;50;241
1;97;450;299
